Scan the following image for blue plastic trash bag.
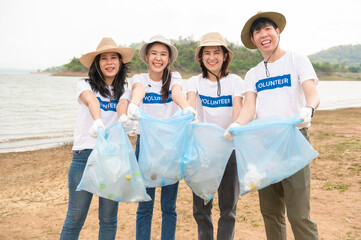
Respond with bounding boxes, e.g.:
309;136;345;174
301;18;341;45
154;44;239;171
77;122;151;202
183;123;234;204
229;115;318;196
138;110;193;187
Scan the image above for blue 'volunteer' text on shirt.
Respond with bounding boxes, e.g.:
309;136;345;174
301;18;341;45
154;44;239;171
143;91;173;104
97;97;118;112
199;94;233;108
256;74;291;92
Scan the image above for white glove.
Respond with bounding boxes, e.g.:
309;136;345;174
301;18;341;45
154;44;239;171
224;122;241;141
119;114;133;132
127;102;141;120
183;106;198;124
89;119;105;138
183;106;197;116
127;121;138;137
296;107;313;128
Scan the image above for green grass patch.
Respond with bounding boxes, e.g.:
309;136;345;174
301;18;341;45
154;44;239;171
322;181;349;192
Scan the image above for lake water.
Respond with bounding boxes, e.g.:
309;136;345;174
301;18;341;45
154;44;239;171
0;73;360;153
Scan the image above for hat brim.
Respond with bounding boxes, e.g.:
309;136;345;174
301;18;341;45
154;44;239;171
241;11;286;49
139;41;178;65
80;47;135;69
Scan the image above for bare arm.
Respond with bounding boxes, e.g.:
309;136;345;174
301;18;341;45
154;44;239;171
232;96;243;122
130;82;146;105
172;84;190;109
79;90;101;120
235;91;257;125
302;79;320;109
116;99;129;117
186;91;197;109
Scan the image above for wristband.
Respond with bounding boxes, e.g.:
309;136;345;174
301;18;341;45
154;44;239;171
307;106;315;117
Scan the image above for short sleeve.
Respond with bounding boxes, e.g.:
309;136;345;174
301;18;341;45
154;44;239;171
120;89;131;101
231;74;244;97
186;75;199;93
170;71;182;88
242;69;257;95
131;74;146;87
294;53;319;86
76;79;92;103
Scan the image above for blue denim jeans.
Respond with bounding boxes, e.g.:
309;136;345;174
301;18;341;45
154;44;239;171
193;150;239;240
60;149;119;240
135;135;179;240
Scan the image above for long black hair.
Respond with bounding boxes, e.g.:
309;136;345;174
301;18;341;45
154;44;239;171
198;46;230;79
145;42;173;102
85;53;129;101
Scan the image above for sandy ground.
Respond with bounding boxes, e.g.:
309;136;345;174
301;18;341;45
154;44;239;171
0;108;360;240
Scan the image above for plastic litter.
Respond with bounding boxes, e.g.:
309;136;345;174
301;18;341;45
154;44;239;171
77;122;151;202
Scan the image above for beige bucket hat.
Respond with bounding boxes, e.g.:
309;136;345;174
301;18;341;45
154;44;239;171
194;32;234;63
241;11;286;49
139;35;178;65
80;38;135;68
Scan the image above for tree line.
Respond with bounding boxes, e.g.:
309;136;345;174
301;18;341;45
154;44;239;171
44;38;361;75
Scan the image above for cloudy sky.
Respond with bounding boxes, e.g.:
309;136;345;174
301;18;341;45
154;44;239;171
0;0;360;70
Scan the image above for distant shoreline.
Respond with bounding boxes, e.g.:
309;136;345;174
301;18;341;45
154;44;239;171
37;70;361;81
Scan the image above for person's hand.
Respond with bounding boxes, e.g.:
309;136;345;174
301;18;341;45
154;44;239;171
224;122;241;141
183;106;198;124
183;106;196;116
119;114;133;132
296;107;313;128
88;119;105;138
127;121;138;137
127;102;141;120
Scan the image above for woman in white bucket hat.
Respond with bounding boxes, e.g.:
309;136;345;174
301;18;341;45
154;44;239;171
127;34;196;240
60;37;134;239
186;32;244;240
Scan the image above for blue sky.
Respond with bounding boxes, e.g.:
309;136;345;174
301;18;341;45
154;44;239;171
0;0;360;70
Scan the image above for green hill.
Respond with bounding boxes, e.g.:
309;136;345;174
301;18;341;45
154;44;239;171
46;40;361;79
309;44;361;67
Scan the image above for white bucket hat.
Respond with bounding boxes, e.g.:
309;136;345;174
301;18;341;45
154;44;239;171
194;32;234;64
139;35;178;65
80;38;134;68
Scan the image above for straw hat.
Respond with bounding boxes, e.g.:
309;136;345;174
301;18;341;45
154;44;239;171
139;35;178;65
194;32;234;63
241;11;286;49
80;38;135;68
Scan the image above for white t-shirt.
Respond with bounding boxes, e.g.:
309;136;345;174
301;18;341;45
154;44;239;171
131;72;183;134
72;79;131;150
243;51;318;123
187;74;244;129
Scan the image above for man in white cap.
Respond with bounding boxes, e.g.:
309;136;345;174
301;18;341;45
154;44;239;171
225;11;319;240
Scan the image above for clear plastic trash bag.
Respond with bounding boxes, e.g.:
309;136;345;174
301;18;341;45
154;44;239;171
229;115;319;196
183;123;234;204
138;110;193;187
76;122;151;202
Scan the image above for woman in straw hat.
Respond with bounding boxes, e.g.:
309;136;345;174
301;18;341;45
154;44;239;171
225;11;319;240
127;34;196;240
60;37;135;239
186;32;244;240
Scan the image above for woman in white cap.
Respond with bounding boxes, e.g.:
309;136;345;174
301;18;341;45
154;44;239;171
225;11;319;240
186;32;244;240
127;35;196;240
60;37;134;239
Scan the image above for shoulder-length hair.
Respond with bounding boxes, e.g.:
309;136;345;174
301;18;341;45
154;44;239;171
198;46;230;79
85;53;129;101
145;42;173;102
